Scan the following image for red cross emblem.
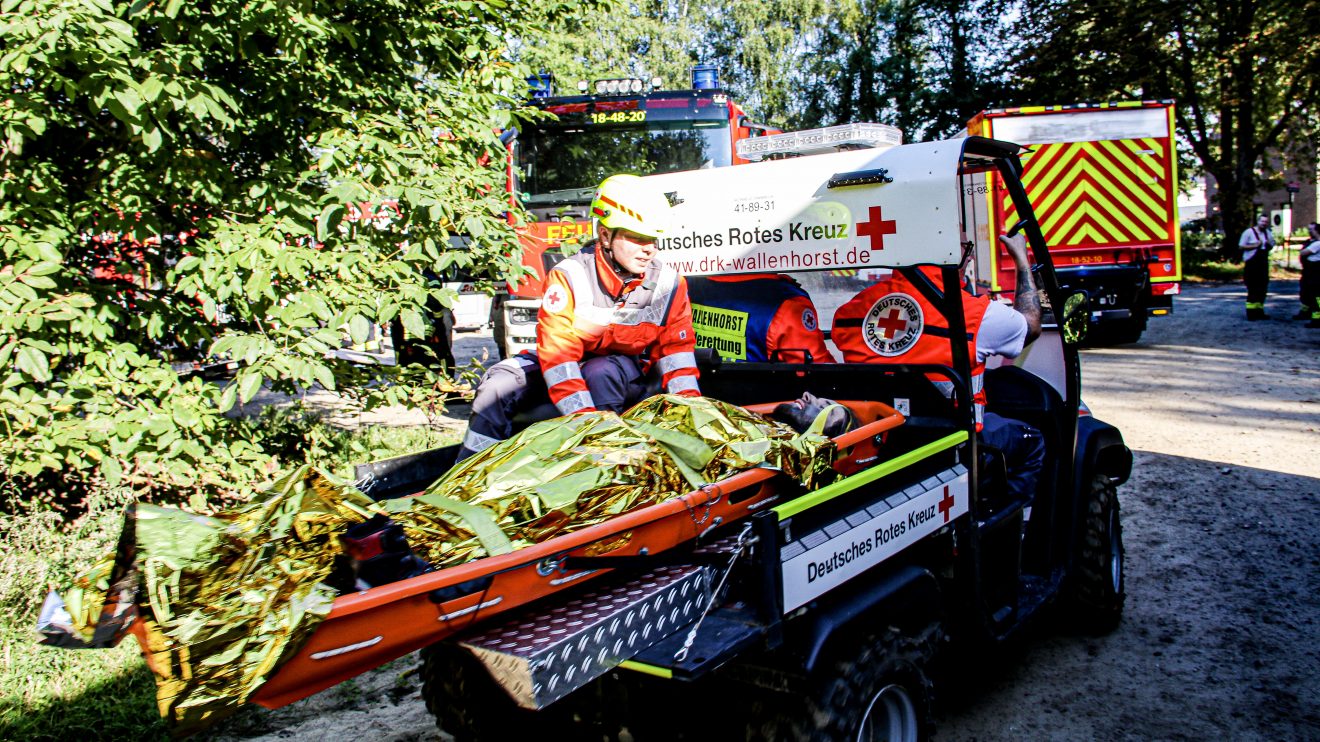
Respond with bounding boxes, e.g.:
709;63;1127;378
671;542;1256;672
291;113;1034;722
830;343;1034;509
544;285;569;313
874;307;908;339
856;205;897;250
938;485;955;523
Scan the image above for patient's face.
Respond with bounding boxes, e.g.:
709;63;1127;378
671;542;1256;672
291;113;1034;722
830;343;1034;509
772;392;852;436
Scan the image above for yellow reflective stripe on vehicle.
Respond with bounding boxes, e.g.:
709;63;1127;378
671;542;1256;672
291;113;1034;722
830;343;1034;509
1009;139;1173;248
773;432;969;520
619;660;673;678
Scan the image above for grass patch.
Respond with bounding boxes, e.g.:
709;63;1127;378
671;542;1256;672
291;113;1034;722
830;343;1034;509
0;414;457;741
1181;229;1303;284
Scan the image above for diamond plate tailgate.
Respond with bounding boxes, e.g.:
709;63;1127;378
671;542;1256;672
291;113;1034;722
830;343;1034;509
459;565;712;709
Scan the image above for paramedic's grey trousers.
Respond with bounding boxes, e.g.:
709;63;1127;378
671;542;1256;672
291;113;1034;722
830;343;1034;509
456;353;647;462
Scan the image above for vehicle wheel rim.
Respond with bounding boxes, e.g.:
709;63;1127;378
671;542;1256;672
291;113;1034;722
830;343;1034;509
858;682;918;742
1109;505;1122;591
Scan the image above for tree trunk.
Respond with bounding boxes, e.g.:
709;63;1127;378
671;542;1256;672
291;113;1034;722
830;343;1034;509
1214;169;1256;261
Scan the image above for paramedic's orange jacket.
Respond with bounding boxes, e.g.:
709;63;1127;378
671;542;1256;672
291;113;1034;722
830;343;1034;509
536;243;700;414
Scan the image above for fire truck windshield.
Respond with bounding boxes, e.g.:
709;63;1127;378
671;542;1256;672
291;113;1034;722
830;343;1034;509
518;121;732;205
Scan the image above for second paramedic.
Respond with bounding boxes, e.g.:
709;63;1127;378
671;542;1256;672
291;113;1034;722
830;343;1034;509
831;233;1045;504
687;273;836;363
456;175;701;461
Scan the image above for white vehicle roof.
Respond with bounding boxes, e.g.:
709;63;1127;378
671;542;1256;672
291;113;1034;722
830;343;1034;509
642;139;966;274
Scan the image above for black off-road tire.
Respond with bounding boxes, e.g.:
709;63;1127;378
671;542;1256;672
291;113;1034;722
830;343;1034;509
1068;473;1126;634
751;622;940;742
419;642;583;741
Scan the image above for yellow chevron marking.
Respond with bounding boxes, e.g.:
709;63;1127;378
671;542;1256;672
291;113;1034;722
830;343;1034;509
1071;222;1107;244
1098;139;1164;198
1014;142;1170;243
1051;187;1129;243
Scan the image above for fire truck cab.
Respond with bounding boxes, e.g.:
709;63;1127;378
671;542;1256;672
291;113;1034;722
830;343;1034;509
497;67;778;357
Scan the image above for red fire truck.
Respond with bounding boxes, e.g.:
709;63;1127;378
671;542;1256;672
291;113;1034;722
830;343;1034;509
965;101;1182;344
495;67;779;357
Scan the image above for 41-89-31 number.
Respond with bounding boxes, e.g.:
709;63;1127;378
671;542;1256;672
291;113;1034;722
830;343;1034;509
733;199;774;213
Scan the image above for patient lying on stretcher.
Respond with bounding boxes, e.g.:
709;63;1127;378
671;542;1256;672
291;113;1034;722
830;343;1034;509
354;392;854;579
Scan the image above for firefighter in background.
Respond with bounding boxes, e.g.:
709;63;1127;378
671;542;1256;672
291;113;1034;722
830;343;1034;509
1239;214;1274;321
456;175;701;461
687;274;836;363
832;233;1045;504
1299;223;1320;328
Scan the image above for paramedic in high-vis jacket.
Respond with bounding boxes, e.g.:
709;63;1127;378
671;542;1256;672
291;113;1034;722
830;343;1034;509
456;174;701;461
832;233;1045;505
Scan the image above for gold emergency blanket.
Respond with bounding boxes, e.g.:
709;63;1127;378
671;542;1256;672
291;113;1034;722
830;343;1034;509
39;467;376;735
398;394;834;569
39;395;834;734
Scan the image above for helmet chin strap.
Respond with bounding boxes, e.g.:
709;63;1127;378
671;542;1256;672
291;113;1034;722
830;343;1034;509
602;229;640;279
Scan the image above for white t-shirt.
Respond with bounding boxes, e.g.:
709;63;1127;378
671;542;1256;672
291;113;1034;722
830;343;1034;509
1301;239;1320;263
1239;226;1272;261
977;300;1028;363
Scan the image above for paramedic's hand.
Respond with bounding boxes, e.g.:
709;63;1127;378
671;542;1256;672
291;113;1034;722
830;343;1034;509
998;231;1042;345
998;232;1031;268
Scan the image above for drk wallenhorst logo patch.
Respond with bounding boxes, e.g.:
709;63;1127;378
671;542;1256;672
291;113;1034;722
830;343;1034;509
862;293;923;356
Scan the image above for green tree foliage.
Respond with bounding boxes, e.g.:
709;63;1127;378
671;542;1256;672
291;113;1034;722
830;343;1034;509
0;0;587;501
512;0;700;94
514;0;1010;138
1010;0;1320;253
782;0;1011;137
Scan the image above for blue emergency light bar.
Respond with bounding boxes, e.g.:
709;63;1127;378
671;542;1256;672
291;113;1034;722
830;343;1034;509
527;73;554;99
691;64;720;90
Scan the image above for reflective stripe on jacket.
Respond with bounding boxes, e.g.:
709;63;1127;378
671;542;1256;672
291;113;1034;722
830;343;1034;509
832;272;990;429
536;243;700;414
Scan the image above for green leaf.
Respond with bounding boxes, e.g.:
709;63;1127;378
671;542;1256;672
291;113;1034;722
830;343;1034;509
101;457;124;486
238;372;263;404
218;383;238;413
348;314;371;344
317;204;345;241
15;346;51;382
175;255;201;272
142;125;163;152
312;363;336;391
401;308;425;338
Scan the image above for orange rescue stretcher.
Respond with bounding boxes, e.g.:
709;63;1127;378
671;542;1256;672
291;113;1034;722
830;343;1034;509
205;400;904;709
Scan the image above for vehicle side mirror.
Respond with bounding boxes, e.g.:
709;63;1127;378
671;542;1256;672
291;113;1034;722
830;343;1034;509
1061;290;1089;344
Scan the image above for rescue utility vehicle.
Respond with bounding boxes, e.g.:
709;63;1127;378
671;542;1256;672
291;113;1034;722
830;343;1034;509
240;132;1131;741
495;67;782;358
966;101;1182;344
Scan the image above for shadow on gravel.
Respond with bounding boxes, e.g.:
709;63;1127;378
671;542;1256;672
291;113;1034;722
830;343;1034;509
933;450;1320;741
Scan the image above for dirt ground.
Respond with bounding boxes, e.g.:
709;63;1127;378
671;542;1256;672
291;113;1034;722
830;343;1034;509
205;279;1320;742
